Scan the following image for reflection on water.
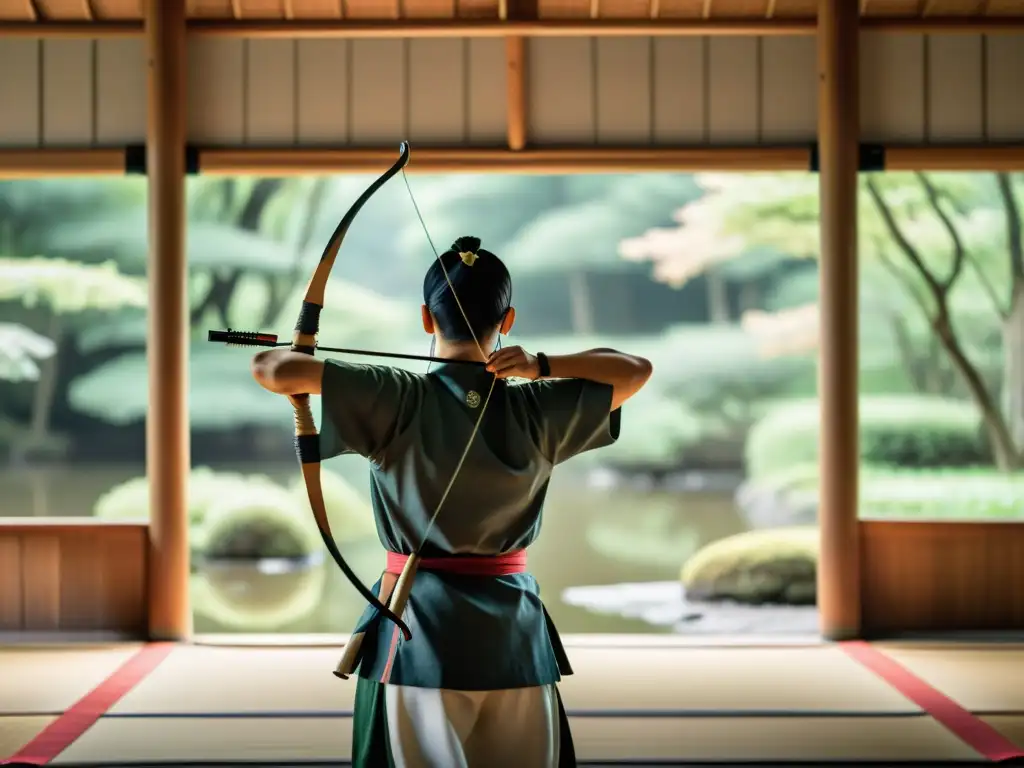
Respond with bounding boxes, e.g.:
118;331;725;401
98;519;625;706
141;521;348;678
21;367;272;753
0;463;749;634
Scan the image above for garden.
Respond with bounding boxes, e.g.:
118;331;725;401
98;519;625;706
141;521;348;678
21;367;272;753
0;169;1020;634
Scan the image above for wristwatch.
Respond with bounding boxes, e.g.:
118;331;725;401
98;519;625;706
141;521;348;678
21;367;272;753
535;352;551;378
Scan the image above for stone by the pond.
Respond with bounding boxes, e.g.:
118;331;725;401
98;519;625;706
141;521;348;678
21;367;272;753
561;581;818;635
680;527;818;605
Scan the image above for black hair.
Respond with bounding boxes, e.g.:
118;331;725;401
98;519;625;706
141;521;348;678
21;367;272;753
422;235;512;343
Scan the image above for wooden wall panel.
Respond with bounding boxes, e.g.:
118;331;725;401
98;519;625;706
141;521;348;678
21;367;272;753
861;33;926;143
595;38;652;145
986;33;1024;142
1;32;1023;150
927;34;984;142
0;40;40;146
95;39;147;144
651;38;706;144
761;36;817;143
349;40;407;145
188;38;246;144
185;37;507;147
860;521;1024;635
707;37;760;144
0;521;148;636
296;40;350;145
466;39;507;144
0;39;145;148
409;39;466;145
245;39;297;145
527;37;595;144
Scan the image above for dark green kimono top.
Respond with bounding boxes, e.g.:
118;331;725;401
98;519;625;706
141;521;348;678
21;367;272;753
319;359;620;691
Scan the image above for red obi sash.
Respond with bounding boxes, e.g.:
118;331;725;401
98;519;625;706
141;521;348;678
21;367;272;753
385;549;527;577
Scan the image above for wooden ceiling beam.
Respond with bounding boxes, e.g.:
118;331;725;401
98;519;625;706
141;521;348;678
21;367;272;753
3;16;1024;36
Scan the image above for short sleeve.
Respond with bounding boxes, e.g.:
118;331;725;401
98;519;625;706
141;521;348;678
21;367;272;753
523;378;621;464
319;360;419;462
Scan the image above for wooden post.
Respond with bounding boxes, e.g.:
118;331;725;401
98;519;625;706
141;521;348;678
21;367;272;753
506;37;526;151
816;0;861;640
505;0;535;151
145;0;191;640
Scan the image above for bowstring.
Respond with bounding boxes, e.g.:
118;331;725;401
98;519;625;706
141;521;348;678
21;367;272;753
401;170;498;555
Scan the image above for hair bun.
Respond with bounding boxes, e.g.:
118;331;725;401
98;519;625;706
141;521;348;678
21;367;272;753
451;235;482;255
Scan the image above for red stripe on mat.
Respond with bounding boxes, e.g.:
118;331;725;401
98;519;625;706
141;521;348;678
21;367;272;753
3;642;175;766
842;641;1023;763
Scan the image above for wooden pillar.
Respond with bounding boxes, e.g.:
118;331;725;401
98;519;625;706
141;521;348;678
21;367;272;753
506;37;527;151
145;0;191;640
816;0;862;640
504;0;535;151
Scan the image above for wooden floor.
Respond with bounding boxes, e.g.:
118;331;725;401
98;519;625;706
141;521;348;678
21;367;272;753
1;639;1022;765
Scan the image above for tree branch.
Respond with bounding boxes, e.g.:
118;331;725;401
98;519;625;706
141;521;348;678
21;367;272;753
865;177;946;299
996;172;1024;281
915;172;967;289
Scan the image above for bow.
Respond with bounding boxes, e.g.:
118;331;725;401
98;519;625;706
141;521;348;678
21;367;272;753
331;151;499;679
289;142;415;642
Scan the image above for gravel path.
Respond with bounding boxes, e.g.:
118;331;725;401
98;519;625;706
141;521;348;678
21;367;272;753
562;581;819;635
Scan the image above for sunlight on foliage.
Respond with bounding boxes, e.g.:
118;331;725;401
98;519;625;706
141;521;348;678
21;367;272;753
0;323;56;382
0;257;146;313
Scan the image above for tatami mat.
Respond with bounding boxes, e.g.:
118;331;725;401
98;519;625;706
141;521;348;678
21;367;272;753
0;645;140;715
876;645;1024;712
51;714;980;763
0;716;54;757
105;645;918;715
984;715;1024;749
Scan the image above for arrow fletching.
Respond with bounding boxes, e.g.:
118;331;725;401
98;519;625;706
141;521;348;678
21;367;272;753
208;329;282;347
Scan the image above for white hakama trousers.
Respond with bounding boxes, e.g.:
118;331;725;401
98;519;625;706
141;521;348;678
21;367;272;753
385;684;561;768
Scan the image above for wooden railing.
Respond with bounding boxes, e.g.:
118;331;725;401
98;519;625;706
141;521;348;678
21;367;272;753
860;520;1024;634
0;519;148;635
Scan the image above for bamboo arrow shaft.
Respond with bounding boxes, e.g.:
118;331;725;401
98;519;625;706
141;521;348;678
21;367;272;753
207;329;486;367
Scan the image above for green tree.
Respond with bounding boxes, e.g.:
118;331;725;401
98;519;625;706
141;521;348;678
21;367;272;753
624;172;1022;471
0;257;146;458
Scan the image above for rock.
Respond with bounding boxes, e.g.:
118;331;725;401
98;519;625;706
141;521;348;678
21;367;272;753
680;527;818;605
196;484;319;561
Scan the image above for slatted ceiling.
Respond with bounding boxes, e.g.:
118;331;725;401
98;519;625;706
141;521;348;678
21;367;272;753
864;0;922;15
599;0;657;19
770;0;818;17
30;0;84;18
457;0;501;18
2;0;1023;20
986;33;1024;140
90;0;143;18
287;0;343;18
536;0;589;17
924;0;985;15
238;0;286;18
188;0;234;18
708;0;773;18
341;0;400;19
403;0;457;18
648;0;705;18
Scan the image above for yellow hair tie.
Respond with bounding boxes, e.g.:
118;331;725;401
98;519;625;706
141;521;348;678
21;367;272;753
459;251;479;267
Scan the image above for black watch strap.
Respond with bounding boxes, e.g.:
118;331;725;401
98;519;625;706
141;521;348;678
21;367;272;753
535;352;551;378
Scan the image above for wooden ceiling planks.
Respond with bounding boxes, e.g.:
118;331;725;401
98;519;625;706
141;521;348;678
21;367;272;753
0;0;1020;23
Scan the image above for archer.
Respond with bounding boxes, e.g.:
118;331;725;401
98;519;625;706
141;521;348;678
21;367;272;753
251;234;652;767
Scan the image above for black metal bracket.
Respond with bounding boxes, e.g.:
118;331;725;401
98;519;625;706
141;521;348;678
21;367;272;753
124;144;200;175
809;142;886;173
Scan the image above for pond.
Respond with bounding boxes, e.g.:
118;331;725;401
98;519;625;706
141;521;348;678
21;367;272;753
0;462;810;635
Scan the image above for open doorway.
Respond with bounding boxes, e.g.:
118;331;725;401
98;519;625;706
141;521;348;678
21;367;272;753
3;170;1019;639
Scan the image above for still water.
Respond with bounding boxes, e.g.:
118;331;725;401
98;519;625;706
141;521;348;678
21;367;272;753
0;462;749;634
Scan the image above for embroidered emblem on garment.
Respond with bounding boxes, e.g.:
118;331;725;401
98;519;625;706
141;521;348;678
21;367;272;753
465;390;481;409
